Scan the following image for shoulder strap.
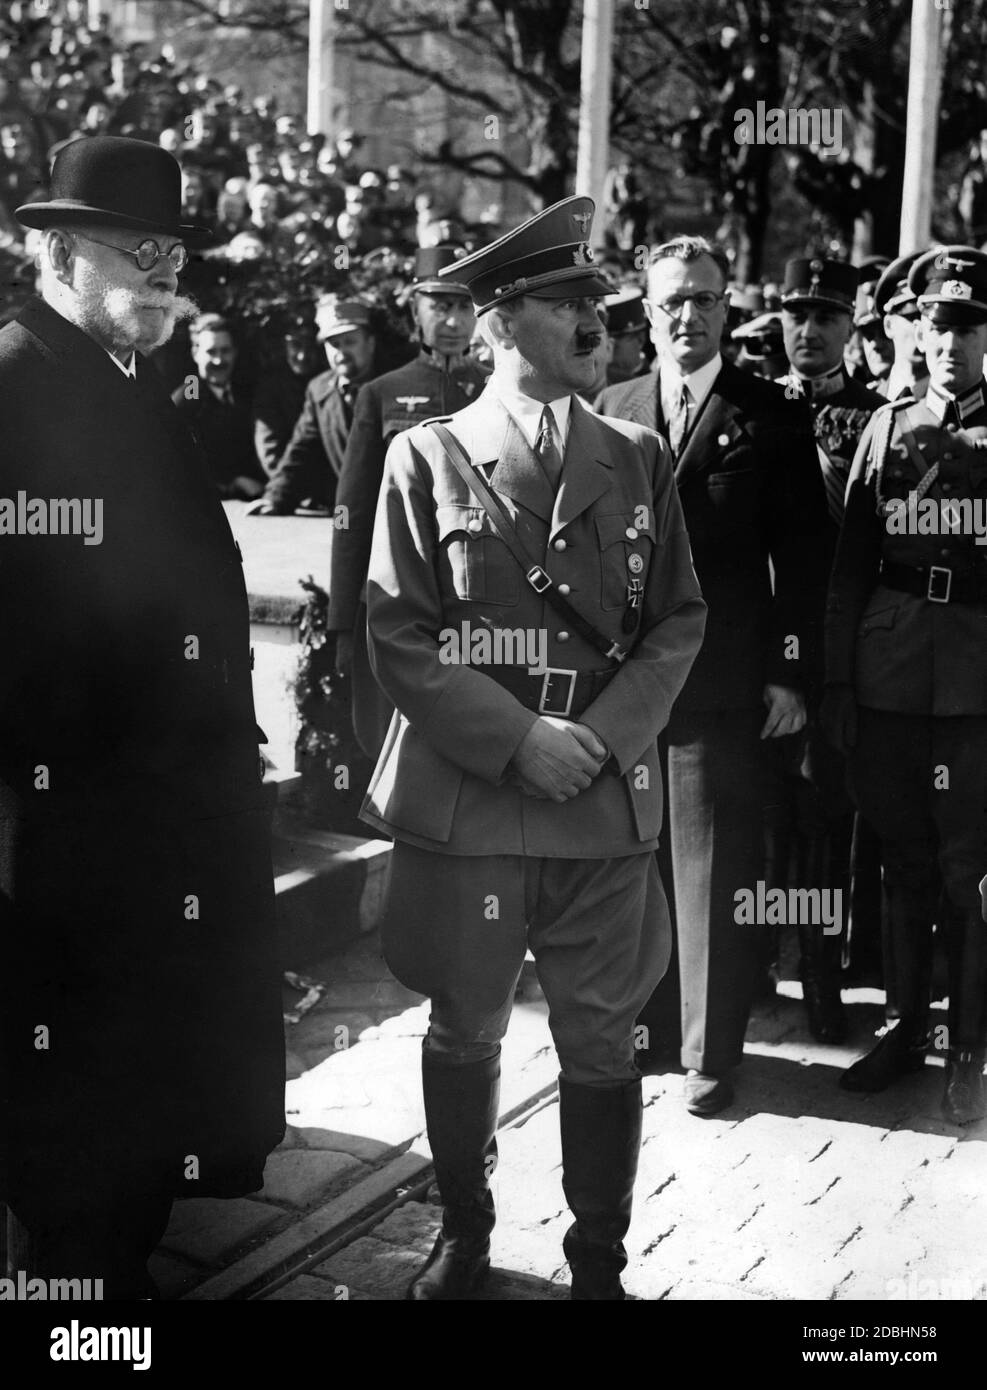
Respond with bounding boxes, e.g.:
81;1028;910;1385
428;421;629;665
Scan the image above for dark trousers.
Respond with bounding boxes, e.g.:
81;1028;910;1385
381;845;669;1085
644;707;769;1075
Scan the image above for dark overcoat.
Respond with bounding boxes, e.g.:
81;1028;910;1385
0;298;285;1216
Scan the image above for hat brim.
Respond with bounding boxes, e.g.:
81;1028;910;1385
319;322;371;340
919;299;987;327
399;279;473;305
15;200;214;249
477;267;616;314
781;293;853;313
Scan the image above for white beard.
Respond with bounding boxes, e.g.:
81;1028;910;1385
73;258;198;356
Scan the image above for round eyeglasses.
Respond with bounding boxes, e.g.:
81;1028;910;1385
655;291;726;317
79;233;189;273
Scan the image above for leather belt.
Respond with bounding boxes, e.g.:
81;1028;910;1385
879;560;987;605
479;665;618;718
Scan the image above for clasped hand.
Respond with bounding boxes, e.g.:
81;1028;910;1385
507;716;608;803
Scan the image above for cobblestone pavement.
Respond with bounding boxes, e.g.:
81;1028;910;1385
152;929;987;1302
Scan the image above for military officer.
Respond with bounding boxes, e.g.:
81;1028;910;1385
328;246;489;760
771;257;885;1040
823;246;987;1125
362;197;706;1299
602;286;651;384
852;254;893;390
872;253;930;403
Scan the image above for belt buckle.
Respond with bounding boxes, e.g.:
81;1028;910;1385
928;566;952;603
537;667;577;716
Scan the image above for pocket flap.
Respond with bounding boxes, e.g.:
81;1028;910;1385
435;502;490;541
859;604;898;634
595;512;654;549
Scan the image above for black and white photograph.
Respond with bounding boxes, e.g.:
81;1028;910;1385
0;0;984;1365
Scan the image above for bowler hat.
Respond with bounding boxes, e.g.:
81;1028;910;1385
16;135;213;247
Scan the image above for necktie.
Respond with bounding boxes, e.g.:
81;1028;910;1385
667;381;691;456
536;405;564;490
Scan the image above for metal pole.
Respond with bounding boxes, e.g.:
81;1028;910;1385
575;0;614;247
307;0;335;139
899;0;943;254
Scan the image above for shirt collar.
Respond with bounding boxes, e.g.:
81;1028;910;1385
103;347;136;379
790;361;845;401
661;352;721;415
926;379;985;424
488;374;572;450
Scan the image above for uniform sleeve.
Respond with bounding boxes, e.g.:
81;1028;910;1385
365;432;539;783
263;384;328;513
761;399;831;690
578;432;707;772
824;413;885;687
326;381;387;632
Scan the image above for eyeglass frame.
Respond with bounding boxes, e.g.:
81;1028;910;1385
649;290;729;319
74;232;189;273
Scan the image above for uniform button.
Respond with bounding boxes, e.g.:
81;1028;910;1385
468;517;483;534
941;482;952;492
717;433;730;446
891;468;903;479
557;583;571;595
557;631;570;642
625;526;638;540
553;538;567;551
941;548;950;557
946;422;959;432
942;452;954;462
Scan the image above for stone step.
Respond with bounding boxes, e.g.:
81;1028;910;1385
272;827;391;969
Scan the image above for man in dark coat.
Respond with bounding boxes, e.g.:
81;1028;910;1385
327;245;488;761
259;297;380;515
596;235;830;1115
172;312;266;499
0;136;285;1298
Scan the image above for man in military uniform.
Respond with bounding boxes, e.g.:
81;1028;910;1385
328;247;489;761
259;296;381;514
603;286;651;384
595;236;829;1115
872;253;930;404
823;246;987;1125
362;198;706;1298
771;258;886;1039
852;254;893;391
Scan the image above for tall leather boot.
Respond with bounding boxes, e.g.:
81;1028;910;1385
942;906;987;1125
406;1049;500;1301
841;880;936;1092
797;821;849;1044
559;1077;642;1301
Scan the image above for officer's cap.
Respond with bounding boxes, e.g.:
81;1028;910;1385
908;245;987;326
781;257;858;313
314;295;374;341
731;310;783;353
853;255;891;328
873;252;921;321
402;244;472;302
439;195;615;314
603;286;648;336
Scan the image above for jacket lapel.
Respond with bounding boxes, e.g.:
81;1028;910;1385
456;387;555;522
552;398;614;538
674;366;744;484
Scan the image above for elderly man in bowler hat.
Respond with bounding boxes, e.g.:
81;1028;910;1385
362;196;706;1299
0;136;285;1297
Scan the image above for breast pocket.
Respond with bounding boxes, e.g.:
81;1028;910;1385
435;503;520;606
595;512;655;611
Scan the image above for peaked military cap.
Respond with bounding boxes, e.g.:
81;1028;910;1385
873;252;922;321
402;244;472;301
439;195;615;313
315;295;374;340
731;310;783;354
908;245;987;326
603;286;648;336
854;255;891;328
781;257;858;313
